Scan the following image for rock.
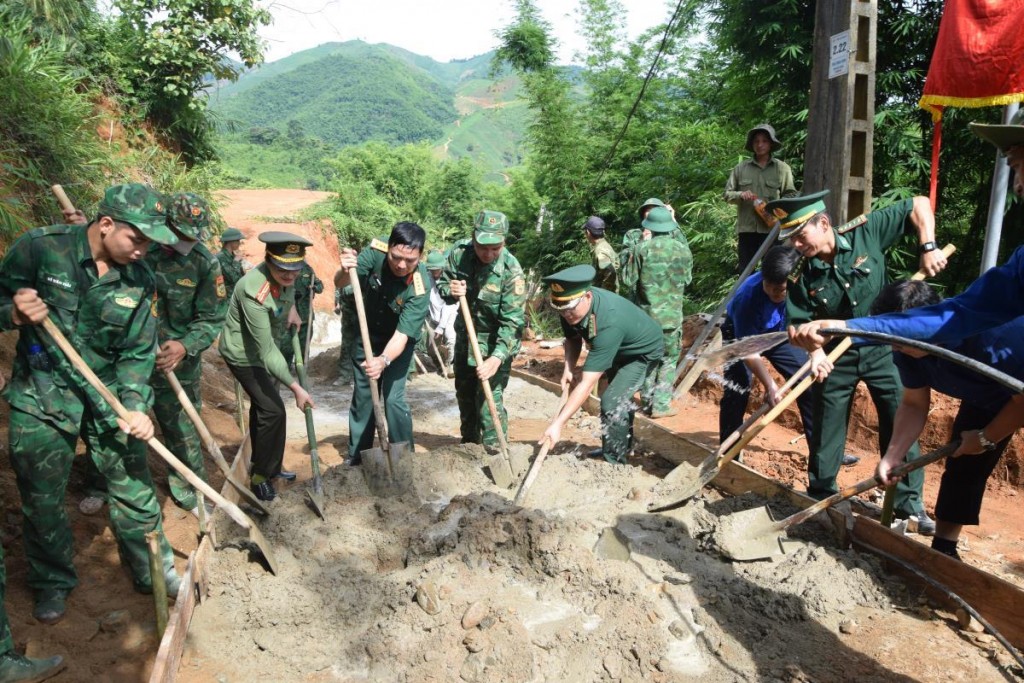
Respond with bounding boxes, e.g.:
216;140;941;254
463;631;486;653
462;601;488;629
602;653;622;679
459;653;486;682
626;487;647;502
415;582;442;615
479;615;496;630
838;619;857;635
99;609;131;634
668;620;688;639
956;608;985;633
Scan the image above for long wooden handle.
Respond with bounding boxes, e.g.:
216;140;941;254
347;265;391;455
165;369;227;469
716;358;812;458
424;320;450;375
52;184;75;213
458;295;511;457
512;386;569;505
41;318;253;531
777;440;960;531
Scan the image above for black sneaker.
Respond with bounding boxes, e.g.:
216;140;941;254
585;448;604;459
251;480;277;501
32;589;69;625
895;508;936;536
841;453;860;466
0;651;65;682
275;470;297;482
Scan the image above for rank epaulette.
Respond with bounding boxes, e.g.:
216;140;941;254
836;214;867;235
370;238;389;252
787;256;808;284
412;271;425;296
255;281;271;303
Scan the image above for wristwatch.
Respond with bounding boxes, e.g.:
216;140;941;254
378;355;391;368
918;241;938;254
976;429;998;451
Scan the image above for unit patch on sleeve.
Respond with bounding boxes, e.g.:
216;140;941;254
215;274;227;298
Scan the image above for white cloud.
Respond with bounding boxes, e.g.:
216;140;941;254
259;0;674;64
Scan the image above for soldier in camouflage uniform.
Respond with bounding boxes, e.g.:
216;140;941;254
335;284;356;385
335;223;430;464
633;206;693;418
583;216;617;291
279;262;323;367
619;198;688;302
216;227;246;294
0;183;182;625
437;210;527;446
0;543;64;680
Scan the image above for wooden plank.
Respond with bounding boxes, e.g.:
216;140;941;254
853;516;1024;650
150;550;201;683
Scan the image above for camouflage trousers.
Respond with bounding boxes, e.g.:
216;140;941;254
0;544;11;654
453;343;512;447
642;326;681;415
602;359;660;463
8;407;174;595
148;373;209;509
337;311;356;384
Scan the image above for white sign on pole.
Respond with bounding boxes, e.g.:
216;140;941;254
828;30;851;79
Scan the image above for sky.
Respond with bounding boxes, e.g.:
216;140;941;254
259;0;676;65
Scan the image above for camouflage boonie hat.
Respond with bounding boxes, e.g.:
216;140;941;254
98;183;177;245
637;197;666;218
474;210;509;245
168;192;210;241
259;231;313;271
641;206;677;234
424;250;446;269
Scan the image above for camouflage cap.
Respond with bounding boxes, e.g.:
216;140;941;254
474;210;508;245
424;249;446;269
98;183;177;245
259;230;313;271
168;192;210;241
637;197;666;218
641;206;677;234
220;227;244;243
970;109;1024;153
543;264;595;310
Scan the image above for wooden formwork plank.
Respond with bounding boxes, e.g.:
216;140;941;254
853;516;1024;650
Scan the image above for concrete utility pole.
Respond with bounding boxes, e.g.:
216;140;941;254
803;0;877;224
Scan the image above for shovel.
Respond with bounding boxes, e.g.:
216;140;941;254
292;333;326;518
164;370;271;516
716;440;961;561
41;317;277;574
672;225;780;398
458;295;523;488
347;266;408;494
649;336;853;512
424;320;453;377
512;386;570;505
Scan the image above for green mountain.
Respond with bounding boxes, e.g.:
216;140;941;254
210;41;529;185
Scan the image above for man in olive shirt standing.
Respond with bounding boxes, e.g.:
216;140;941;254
438;210;527;447
539;265;664;464
583;216;617;291
216;227;246;294
776;190;947;532
220;232;314;501
724;124;797;272
335;222;430;465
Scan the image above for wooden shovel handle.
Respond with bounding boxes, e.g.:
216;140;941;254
347;265;391;455
40;317;254;531
512;386;569;505
52;184;75;212
458;295;511;457
778;440;960;531
716;358;811;458
165;369;228;471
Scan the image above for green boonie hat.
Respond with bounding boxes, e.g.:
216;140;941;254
543;264;595;309
474;210;508;245
424;249;445;269
970;109;1024;153
745;123;782;153
259;231;313;271
768;190;830;240
168;192;210;241
98;183;177;246
641;206;677;234
220;227;244;243
637;197;666;217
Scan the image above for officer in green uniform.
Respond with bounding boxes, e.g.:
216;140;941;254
539;265;664;464
216;227;246;294
279;262;323;366
583;216;618;291
633;206;693;418
0;183;182;624
220;231;315;501
437;210;527;446
335;222;430;464
776;189;948;529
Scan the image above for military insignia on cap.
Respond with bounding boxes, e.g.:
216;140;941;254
114;295;138;308
191;206;201;217
488;217;497;224
286;244;300;254
551;283;565;293
155;201;163;212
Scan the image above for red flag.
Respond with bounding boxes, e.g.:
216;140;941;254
919;0;1024;121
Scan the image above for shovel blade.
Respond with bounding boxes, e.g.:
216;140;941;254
362;442;412;496
647;461;714;512
222;473;272;516
306;484;327;520
715;506;785;562
485;451;515;488
247;524;279;575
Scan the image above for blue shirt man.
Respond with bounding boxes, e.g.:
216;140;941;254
719;246;816;449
